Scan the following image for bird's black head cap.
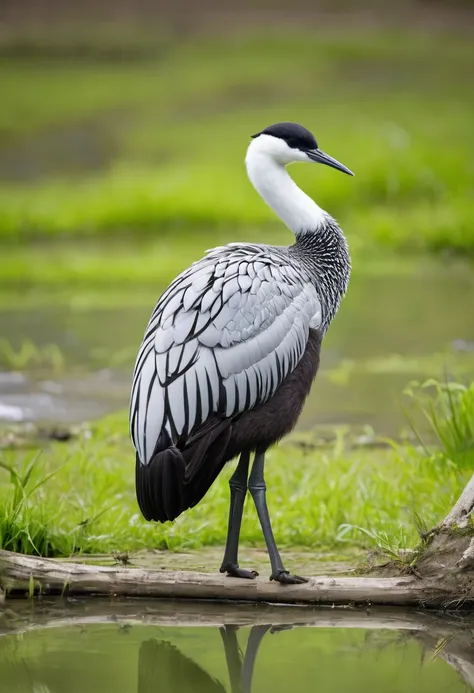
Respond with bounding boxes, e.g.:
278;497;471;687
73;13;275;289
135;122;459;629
250;121;354;176
251;122;318;151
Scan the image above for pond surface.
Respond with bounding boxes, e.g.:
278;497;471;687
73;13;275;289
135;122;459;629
0;600;473;693
1;258;474;435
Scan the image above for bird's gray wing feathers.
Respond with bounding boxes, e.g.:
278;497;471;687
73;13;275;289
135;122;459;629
131;246;321;465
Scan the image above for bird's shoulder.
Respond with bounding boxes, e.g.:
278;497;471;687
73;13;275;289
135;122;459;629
169;242;304;294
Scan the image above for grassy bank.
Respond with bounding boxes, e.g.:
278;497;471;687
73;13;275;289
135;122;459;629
0;391;471;559
1;28;474;254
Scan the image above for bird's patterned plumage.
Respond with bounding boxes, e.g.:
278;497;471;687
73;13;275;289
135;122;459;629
130;243;322;466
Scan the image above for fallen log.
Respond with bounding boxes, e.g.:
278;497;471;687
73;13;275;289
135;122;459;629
0;550;466;607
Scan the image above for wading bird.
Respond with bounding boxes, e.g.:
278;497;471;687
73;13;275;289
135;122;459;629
130;122;353;584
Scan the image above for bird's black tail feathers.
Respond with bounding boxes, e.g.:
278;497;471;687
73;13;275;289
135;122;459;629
135;418;232;523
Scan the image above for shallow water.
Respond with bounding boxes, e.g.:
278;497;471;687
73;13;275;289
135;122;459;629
0;600;473;693
1;259;474;434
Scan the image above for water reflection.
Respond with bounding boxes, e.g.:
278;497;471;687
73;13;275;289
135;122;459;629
138;637;226;693
137;625;271;693
1;601;473;693
136;622;474;693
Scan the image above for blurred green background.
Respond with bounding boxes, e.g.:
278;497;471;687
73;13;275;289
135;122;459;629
1;1;474;259
0;1;473;559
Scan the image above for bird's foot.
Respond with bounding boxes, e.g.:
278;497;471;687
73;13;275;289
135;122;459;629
220;562;259;579
270;569;308;585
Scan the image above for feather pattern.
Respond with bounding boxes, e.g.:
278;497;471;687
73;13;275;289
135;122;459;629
130;243;323;465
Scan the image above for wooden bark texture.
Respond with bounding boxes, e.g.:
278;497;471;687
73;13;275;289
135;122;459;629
0;550;461;607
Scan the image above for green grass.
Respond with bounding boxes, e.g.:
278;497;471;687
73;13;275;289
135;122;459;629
0;338;66;372
405;379;474;469
1;28;474;255
0;409;470;558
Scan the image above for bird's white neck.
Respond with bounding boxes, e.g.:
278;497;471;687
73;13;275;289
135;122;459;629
245;140;326;235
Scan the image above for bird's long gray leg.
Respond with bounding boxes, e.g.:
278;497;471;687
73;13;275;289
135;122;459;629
248;446;308;584
241;625;271;693
220;451;258;579
219;625;243;693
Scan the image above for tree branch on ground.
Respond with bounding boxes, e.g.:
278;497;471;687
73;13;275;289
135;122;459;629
439;473;474;531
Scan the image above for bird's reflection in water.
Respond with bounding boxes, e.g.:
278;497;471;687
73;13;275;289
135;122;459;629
137;624;281;693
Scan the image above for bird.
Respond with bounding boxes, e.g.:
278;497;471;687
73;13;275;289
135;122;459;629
130;121;353;584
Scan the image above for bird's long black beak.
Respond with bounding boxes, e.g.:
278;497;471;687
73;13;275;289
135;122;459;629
306;148;354;176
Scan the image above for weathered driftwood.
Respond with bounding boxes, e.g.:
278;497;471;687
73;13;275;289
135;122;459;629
413;473;474;581
457;537;474;570
0;550;462;607
439;473;474;531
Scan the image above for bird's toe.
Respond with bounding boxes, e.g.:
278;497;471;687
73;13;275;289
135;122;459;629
221;563;259;579
270;570;308;585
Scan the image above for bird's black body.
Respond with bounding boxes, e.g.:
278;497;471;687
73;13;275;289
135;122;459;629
135;328;322;523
